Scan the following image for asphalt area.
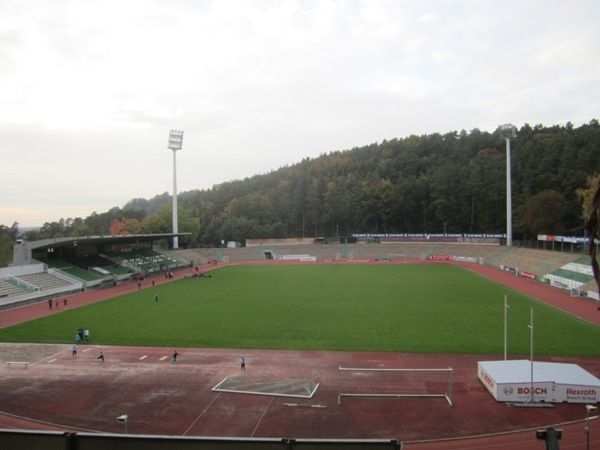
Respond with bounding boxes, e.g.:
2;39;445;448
0;261;598;449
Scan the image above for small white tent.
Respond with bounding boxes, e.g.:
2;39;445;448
478;360;600;404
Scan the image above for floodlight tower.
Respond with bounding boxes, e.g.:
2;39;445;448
498;124;516;246
168;130;184;249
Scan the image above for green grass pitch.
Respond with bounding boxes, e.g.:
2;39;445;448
0;264;598;355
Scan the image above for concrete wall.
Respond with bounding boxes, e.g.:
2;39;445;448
0;430;401;450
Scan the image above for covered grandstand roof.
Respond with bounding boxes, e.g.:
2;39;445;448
12;233;190;266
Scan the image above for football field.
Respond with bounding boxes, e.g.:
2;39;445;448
0;264;598;355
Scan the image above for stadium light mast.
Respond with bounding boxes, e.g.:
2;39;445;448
498;124;516;247
168;130;184;249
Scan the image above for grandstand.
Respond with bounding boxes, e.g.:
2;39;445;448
0;263;83;309
44;259;105;282
17;272;74;290
545;256;595;290
1;233;190;309
0;277;34;297
105;248;184;273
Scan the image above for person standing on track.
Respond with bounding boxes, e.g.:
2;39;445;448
97;348;104;362
241;356;246;370
172;351;179;364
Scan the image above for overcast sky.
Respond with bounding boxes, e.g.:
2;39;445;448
1;0;599;227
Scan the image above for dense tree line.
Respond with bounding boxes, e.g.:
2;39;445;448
3;120;599;255
0;223;19;267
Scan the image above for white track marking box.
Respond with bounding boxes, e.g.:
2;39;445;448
478;360;600;404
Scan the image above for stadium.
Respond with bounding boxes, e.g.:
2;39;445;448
0;235;599;449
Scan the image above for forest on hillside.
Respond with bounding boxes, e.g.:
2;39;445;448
2;120;600;253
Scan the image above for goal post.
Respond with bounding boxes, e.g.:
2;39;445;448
338;367;453;407
387;253;407;262
570;287;585;298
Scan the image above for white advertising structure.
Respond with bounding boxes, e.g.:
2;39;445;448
478;360;600;404
276;254;317;261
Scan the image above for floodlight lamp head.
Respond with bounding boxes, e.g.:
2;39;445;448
498;123;516;139
586;404;597;413
117;414;128;422
168;130;184;151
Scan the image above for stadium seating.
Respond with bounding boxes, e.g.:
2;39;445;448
43;259;104;282
105;249;185;273
0;278;33;297
16;272;73;291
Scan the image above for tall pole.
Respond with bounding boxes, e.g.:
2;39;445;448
528;307;535;404
505;137;512;247
586;406;590;450
172;149;178;249
585;404;596;450
504;295;509;360
168;130;184;249
498;124;516;247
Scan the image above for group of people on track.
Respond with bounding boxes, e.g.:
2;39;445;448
48;298;68;310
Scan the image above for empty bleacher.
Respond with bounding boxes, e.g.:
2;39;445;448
106;249;184;273
16;272;73;291
544;256;595;290
489;247;579;276
218;246;267;262
0;277;33;297
40;249;186;285
175;243;510;265
43;259;104;282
